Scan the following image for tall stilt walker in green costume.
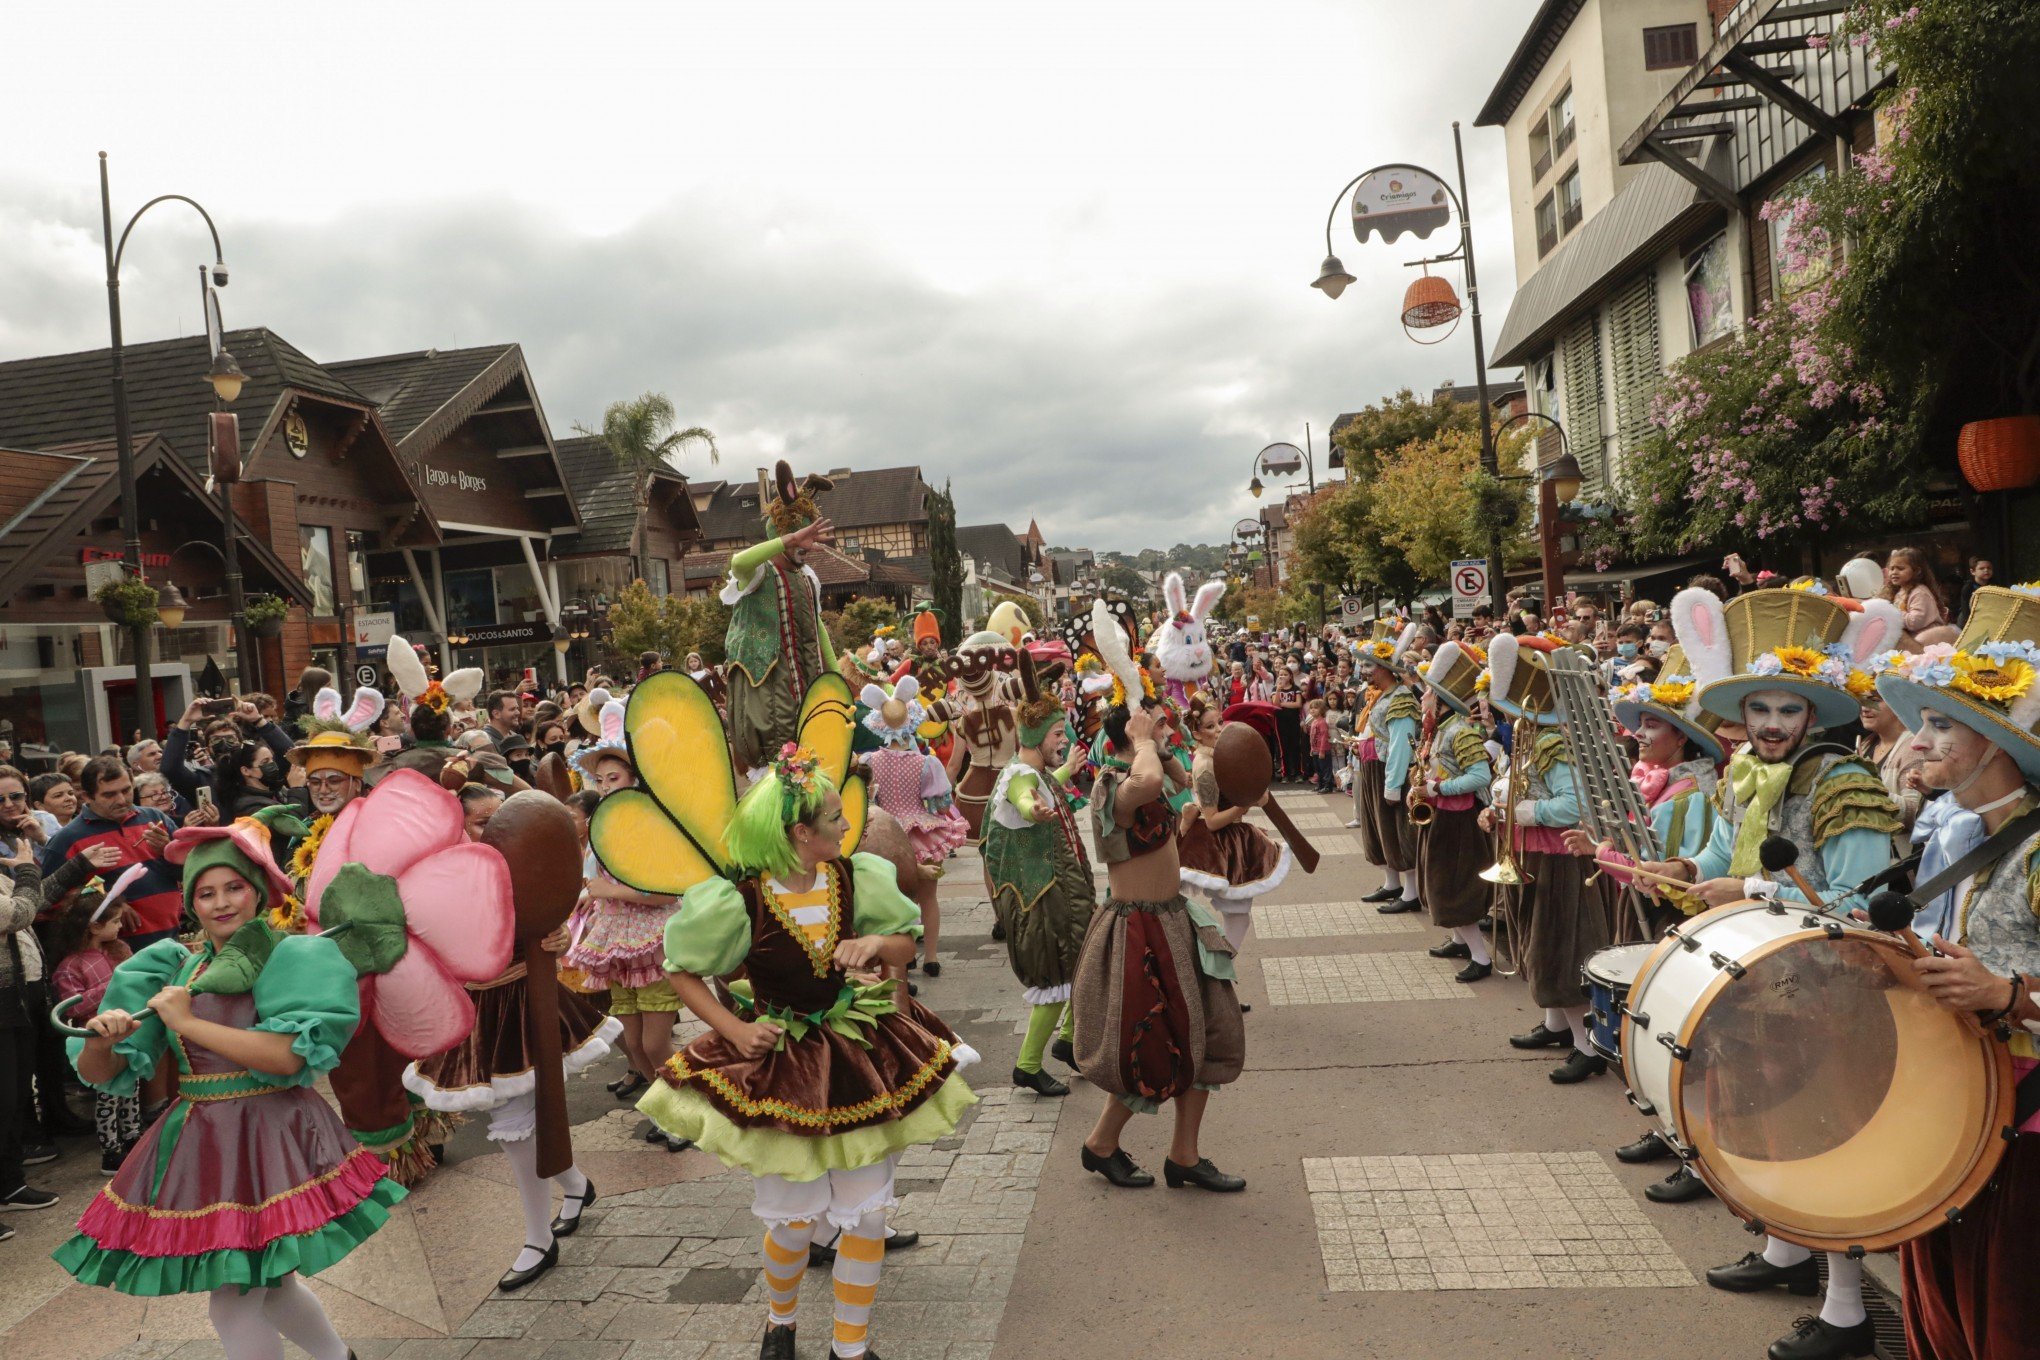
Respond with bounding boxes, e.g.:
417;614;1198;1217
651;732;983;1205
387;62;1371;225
590;670;978;1360
983;651;1095;1097
724;461;841;776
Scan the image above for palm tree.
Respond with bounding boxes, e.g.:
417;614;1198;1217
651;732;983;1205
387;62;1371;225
578;393;717;588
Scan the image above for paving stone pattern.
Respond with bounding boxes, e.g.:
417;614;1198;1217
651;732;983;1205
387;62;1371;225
1305;1152;1695;1293
1261;951;1471;1006
1252;902;1430;940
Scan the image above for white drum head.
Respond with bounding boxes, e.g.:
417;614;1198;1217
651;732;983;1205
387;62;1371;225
1584;942;1656;989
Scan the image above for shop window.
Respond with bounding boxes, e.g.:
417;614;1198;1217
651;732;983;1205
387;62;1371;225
301;526;336;616
1643;24;1698;71
346;529;377;600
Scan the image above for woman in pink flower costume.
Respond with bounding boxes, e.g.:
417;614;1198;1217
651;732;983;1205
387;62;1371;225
368;769;622;1291
54;805;414;1359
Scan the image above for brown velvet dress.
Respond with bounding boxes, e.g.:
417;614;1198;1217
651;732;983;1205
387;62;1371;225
403;967;621;1113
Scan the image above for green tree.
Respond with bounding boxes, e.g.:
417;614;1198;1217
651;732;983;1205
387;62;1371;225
670;595;732;666
828;596;901;658
605;579;686;666
926;481;964;648
1098;562;1148;598
577;393;718;575
1329;387;1479;479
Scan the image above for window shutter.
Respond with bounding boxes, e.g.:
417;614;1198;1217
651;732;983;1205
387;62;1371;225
1559;316;1604;494
1608;271;1662;491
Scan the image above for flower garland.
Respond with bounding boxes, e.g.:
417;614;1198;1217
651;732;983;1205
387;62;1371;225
415;680;451;715
1108;668;1157;710
1887;640;2040;710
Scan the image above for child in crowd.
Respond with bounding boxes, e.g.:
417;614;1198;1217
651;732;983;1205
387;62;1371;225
1305;698;1334;793
47;876;142;1174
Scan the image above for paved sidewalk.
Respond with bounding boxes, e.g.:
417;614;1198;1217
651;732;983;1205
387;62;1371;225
1;787;1903;1359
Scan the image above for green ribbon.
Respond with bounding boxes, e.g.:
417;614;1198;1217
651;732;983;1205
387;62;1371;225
1727;752;1796;877
727;978;903;1051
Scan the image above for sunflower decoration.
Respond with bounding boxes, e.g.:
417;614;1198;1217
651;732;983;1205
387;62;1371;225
1109;668;1158;710
1474;671;1492;694
1363;639;1397;664
1770;644;1828;679
1949;651;2038;706
287;812;335;882
1648;674;1697;708
589;670;869;896
415;680;452;715
1462;642;1488;666
267;892;307;934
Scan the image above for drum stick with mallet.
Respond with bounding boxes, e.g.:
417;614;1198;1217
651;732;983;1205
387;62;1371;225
1759;836;1830;910
1867;887;1943;958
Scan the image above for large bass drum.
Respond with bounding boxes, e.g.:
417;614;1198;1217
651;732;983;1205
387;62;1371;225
1620;900;2013;1252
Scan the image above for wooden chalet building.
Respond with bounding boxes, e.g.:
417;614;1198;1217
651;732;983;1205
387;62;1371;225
680;465;934;609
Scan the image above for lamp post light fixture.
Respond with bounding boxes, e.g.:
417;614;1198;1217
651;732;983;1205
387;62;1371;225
154;581;189;631
1248;431;1317;499
100;154;233;738
1492;410;1584;615
1311;127;1504;614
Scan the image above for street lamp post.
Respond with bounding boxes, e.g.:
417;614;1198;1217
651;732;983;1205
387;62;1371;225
1492;410;1583;617
1312;125;1504;615
99;153;233;740
1248;428;1317;500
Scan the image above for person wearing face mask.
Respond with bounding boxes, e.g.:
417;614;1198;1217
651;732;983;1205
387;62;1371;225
1633;588;1905;1360
1867;584;2040;1360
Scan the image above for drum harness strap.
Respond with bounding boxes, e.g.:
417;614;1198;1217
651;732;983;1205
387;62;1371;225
1884;804;2040;1132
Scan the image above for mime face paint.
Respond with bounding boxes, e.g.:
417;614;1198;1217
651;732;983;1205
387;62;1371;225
1741;690;1812;763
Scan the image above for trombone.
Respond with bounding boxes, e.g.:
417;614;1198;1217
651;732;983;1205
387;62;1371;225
1480;717;1530;977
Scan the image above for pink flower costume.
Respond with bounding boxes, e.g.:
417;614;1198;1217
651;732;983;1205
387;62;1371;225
859;677;970;864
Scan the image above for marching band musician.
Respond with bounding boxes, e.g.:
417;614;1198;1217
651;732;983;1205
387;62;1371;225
1354;623;1423;915
1413;642;1495;982
1632;587;1905;1360
1567;643;1730;1203
1479;636;1612;1084
1873;584;2040;1360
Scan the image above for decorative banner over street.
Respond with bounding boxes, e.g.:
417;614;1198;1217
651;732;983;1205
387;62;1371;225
1350;167;1452;245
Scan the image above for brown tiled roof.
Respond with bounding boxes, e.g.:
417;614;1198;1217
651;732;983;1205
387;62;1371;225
550;435;702;558
325;345;519;449
693;465;929;541
0;329;365;475
0;436;312;606
957;523;1025;583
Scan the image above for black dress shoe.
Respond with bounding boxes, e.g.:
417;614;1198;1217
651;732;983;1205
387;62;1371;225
497;1241;559;1292
991;918;1007;941
1163;1157;1246;1192
1377;897;1422;914
1767;1316;1876;1360
1428;938;1471;959
1361;885;1401;903
921;960;942;978
1081;1145;1154;1188
610;1071;647;1101
1509;1023;1570;1050
1455;961;1492;983
759;1323;797;1360
550;1179;597;1237
1477;914;1494;932
1013;1066;1070;1097
1049;1036;1077;1068
1549;1050;1608;1084
1705;1250;1821;1295
1644;1165;1714;1204
809;1226;923;1266
1615;1130;1673;1164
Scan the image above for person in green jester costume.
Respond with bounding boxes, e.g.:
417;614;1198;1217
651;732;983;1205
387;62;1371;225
55;804;403;1360
723;461;841;776
982;652;1095;1098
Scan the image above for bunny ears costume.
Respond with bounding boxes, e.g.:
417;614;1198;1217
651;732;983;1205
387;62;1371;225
570;688;631;776
288;684;390;775
1151;572;1224;704
1669;586;1904;730
386;634;483;715
860;675;929;746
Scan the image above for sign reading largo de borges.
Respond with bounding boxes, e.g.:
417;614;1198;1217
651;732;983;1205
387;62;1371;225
421;463;488;493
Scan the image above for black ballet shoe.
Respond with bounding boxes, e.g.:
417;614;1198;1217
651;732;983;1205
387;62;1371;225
1081;1145;1154;1188
1615;1130;1673;1164
1706;1250;1822;1294
1162;1157;1246;1192
921;960;942;978
1766;1316;1875;1360
497;1240;559;1292
759;1323;798;1360
1454;961;1492;983
610;1071;648;1101
550;1179;597;1237
991;918;1007;941
1508;1023;1570;1049
1644;1164;1715;1204
906;979;919;997
1239;1002;1252;1013
1548;1050;1608;1084
1049;1036;1077;1068
1428;938;1471;959
1013;1065;1070;1096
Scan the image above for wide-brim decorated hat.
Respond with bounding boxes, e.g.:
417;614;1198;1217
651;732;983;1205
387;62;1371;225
1879;585;2040;783
1420;640;1485;717
1611;643;1725;764
1672;585;1904;731
571;689;631;775
287;686;387;775
1486;634;1562;726
1356;620;1420;678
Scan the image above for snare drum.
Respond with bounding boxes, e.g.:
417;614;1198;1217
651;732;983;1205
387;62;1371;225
1621;900;2013;1252
1582;943;1655;1063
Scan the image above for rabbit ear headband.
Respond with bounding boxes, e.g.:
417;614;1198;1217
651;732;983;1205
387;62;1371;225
313;686;386;734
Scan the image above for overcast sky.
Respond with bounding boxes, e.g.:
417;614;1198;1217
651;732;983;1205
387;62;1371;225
1;1;1530;553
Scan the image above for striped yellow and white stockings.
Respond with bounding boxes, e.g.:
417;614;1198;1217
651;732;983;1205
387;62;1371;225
829;1209;887;1358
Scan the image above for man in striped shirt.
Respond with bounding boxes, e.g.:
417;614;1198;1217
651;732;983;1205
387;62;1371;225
38;757;178;947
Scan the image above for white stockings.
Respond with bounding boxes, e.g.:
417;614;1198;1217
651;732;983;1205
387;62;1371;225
208;1277;348;1360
